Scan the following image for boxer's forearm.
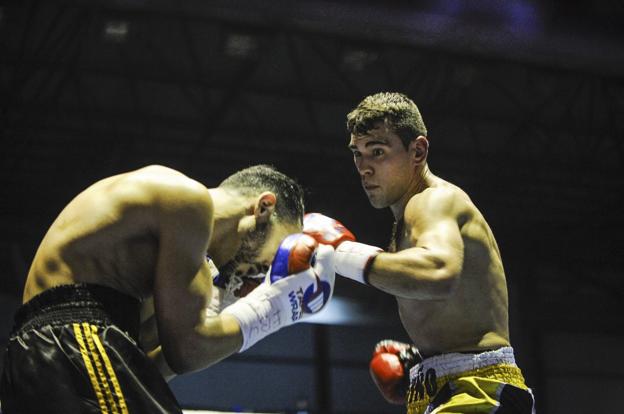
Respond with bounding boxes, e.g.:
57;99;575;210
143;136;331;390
366;248;460;300
162;313;243;375
147;310;243;377
194;313;244;360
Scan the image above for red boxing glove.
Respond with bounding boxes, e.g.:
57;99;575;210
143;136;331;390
369;340;422;405
303;213;356;248
304;213;382;285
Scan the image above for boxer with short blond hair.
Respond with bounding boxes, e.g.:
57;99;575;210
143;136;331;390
304;93;534;413
0;164;335;413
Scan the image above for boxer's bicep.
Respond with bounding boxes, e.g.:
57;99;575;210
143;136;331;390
412;219;464;278
405;187;465;278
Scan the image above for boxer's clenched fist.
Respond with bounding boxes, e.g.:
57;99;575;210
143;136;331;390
370;339;422;405
304;212;382;285
222;233;335;351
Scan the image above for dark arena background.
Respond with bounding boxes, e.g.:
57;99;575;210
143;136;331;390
1;1;623;413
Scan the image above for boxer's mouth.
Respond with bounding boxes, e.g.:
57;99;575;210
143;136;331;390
363;184;379;191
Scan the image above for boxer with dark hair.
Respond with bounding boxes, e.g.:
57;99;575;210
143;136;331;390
304;92;534;413
0;164;335;413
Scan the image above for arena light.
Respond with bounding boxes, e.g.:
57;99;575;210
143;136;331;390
223;32;259;60
103;20;130;43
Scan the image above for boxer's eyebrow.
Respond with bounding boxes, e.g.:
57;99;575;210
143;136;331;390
364;139;389;146
348;139;388;150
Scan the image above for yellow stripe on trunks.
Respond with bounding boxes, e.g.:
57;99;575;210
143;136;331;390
81;323;120;414
73;323;109;414
90;324;129;414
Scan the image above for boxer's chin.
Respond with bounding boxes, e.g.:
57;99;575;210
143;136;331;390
218;227;269;281
368;196;389;209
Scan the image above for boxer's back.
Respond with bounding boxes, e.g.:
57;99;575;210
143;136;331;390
23;166;192;302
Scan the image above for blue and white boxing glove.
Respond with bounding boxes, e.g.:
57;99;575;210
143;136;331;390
221;233;335;352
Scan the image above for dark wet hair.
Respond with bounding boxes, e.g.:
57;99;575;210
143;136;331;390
219;165;304;224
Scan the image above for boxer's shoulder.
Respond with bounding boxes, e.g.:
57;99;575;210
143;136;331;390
119;166;211;204
96;166;214;226
404;183;474;226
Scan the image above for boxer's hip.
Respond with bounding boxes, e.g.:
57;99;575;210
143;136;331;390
10;282;141;340
406;347;534;414
1;283;181;413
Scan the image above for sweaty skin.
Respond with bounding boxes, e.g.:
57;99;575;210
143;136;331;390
24;165;203;302
22;165;298;375
349;124;509;357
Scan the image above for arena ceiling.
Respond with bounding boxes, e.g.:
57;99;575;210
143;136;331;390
1;0;623;336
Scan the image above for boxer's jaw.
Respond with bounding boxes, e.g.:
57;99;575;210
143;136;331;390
218;218;300;281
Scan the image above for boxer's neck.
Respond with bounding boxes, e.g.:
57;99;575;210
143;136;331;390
207;188;255;266
389;164;434;220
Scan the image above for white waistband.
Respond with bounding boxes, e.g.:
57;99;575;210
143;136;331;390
409;347;517;381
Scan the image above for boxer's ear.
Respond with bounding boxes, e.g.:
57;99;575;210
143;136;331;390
254;192;276;224
409;135;429;166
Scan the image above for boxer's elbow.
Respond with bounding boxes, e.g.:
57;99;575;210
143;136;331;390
161;329;218;374
161;341;198;375
164;316;242;374
147;346;179;381
424;250;462;298
401;258;461;300
424;267;460;299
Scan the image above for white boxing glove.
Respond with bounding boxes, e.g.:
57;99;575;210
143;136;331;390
221;234;335;352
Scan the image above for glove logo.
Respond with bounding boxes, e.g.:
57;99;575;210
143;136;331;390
288;287;304;322
302;277;331;314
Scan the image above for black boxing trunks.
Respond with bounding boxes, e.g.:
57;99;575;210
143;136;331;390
0;283;183;413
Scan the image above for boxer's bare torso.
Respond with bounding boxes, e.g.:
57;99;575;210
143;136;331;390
23;165;299;368
393;177;510;357
23;165;214;303
350;123;510;358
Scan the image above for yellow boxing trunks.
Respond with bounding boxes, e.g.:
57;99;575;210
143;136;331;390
406;347;535;414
